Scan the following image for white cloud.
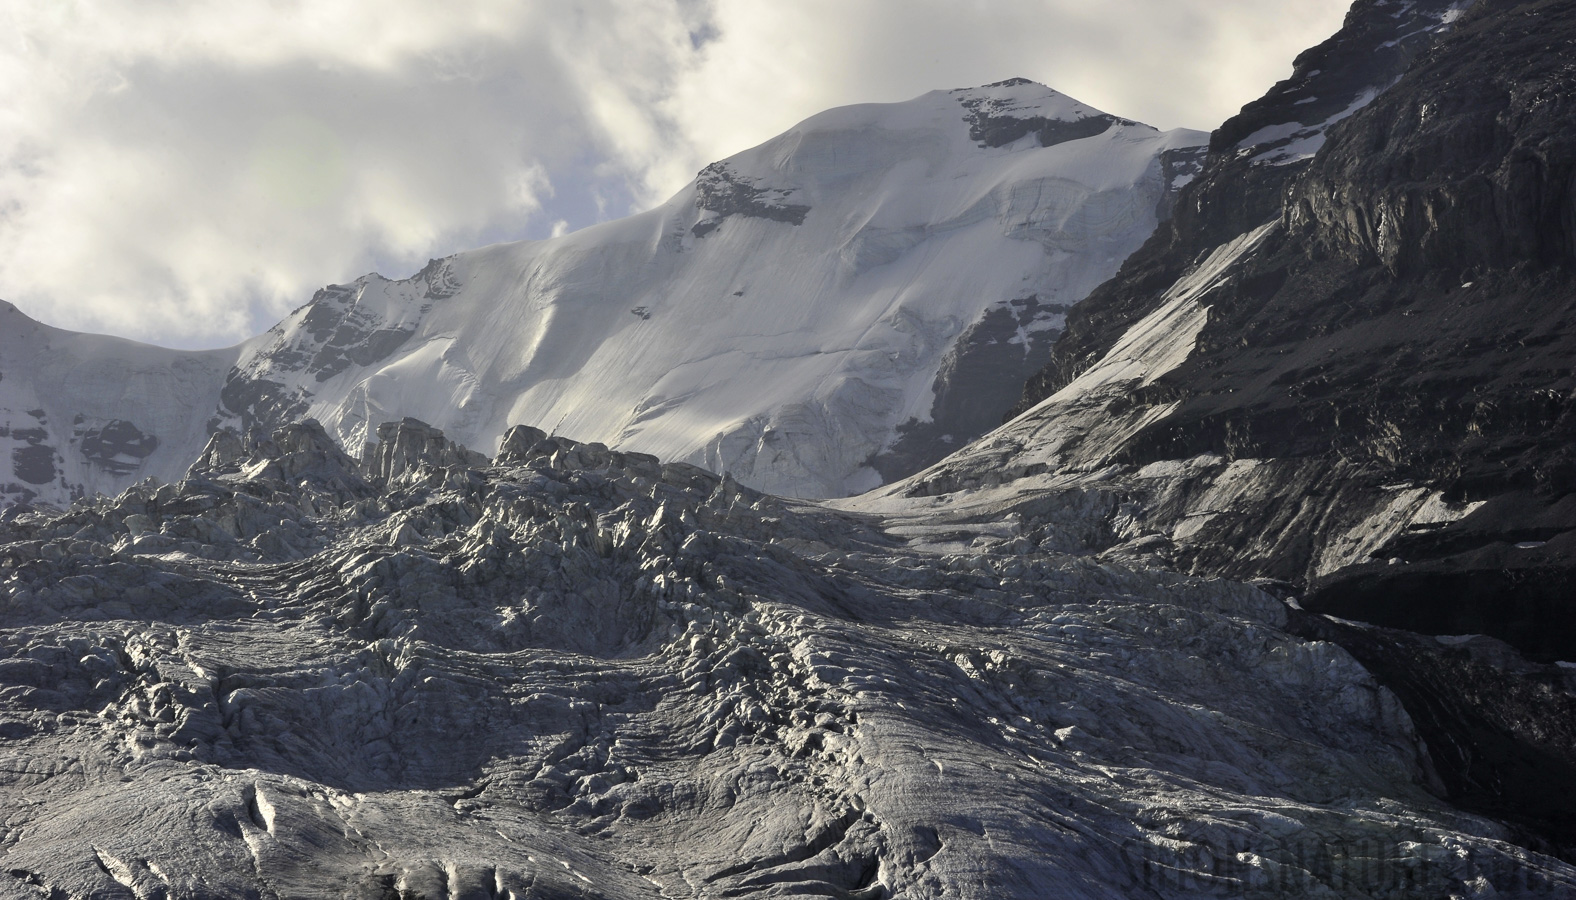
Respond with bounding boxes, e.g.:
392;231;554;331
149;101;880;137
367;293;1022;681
656;0;1353;198
0;0;1350;348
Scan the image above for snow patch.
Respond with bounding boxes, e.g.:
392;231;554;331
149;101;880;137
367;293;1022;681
1244;87;1380;166
1046;221;1280;402
1314;485;1484;578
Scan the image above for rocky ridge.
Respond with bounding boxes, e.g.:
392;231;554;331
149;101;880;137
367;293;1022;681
923;0;1576;645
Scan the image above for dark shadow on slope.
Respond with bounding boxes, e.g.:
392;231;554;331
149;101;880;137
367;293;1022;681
1291;611;1576;863
870;297;1062;485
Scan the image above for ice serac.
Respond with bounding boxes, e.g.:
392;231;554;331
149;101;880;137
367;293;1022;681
0;300;239;509
212;80;1205;499
855;0;1576;849
2;419;1573;896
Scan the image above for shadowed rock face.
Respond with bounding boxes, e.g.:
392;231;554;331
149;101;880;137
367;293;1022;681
860;0;1576;857
1289;613;1576;859
9;444;56;487
1015;0;1477;412
691;161;811;237
1291;1;1576;276
78;420;159;476
954;78;1128;149
870;296;1065;482
2;418;1573;895
999;0;1576;613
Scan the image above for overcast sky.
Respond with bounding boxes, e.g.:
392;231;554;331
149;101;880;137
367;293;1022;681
0;0;1351;349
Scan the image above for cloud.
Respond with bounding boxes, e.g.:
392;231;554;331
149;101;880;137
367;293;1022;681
656;0;1352;197
0;0;1349;348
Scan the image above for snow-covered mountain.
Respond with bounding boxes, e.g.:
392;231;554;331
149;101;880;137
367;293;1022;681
219;80;1203;500
0;301;236;507
1;79;1203;508
5;0;1576;891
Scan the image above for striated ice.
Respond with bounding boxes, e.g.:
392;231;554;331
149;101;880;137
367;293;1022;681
0;419;1569;897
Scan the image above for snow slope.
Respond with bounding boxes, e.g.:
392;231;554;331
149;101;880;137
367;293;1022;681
0;80;1201;506
218;79;1205;499
0;301;238;508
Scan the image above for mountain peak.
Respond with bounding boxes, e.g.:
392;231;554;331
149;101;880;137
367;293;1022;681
1;74;1203;508
949;78;1133;149
950;78;1103;120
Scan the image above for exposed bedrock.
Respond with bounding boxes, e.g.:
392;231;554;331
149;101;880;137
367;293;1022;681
1014;0;1475;411
1289;612;1576;860
953;78;1128;149
983;0;1576;652
1290;0;1576;275
845;0;1576;858
690;161;811;237
870;296;1064;483
77;420;159;477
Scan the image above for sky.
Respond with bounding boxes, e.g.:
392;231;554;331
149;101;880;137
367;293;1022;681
0;0;1352;349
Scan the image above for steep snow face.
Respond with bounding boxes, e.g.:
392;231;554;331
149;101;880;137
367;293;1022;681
220;80;1206;499
0;301;238;509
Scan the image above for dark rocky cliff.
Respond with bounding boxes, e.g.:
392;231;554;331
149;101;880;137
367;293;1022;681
1015;0;1477;412
1013;0;1576;624
989;0;1576;854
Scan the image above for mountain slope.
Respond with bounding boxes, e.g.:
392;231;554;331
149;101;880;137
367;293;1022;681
844;0;1576;851
213;81;1203;501
875;0;1568;603
0;301;237;508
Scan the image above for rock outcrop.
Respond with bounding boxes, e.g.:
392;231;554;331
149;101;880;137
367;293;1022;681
956;0;1576;645
846;0;1576;854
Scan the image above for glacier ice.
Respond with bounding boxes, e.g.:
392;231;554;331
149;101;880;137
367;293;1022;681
0;419;1570;897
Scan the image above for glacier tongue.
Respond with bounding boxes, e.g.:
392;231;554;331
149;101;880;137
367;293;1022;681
0;419;1570;897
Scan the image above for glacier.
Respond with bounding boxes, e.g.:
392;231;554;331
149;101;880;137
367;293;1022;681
0;419;1570;897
